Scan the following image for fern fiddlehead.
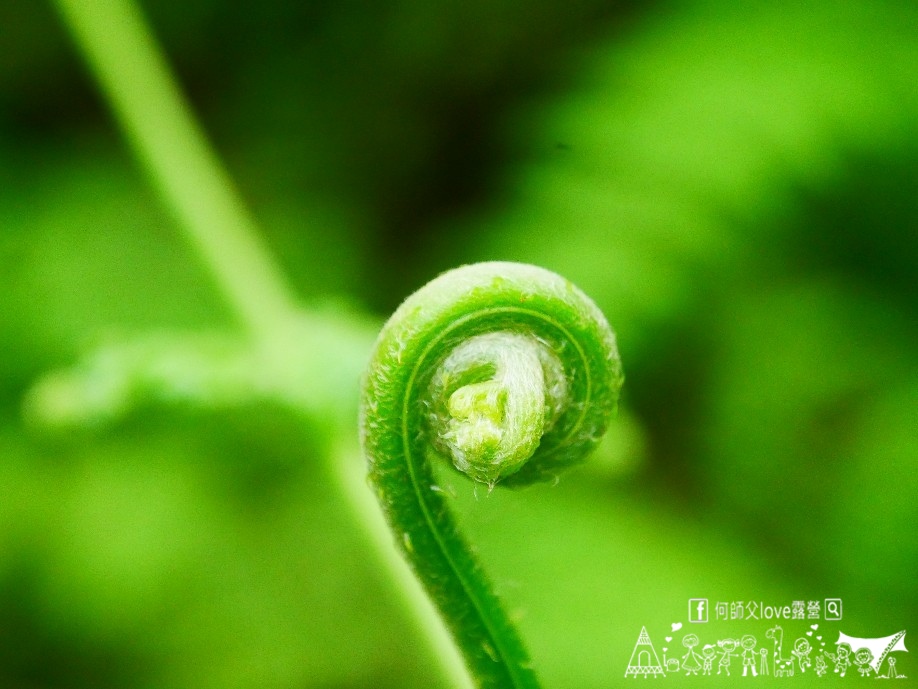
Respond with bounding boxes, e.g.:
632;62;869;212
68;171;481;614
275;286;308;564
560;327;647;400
359;262;623;688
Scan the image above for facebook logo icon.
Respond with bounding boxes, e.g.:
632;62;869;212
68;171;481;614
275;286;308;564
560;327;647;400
689;598;709;623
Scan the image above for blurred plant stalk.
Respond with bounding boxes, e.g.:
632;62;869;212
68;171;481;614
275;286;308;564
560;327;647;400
48;0;471;686
52;0;298;338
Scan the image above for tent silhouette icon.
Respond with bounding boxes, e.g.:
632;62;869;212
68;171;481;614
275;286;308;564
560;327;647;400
625;626;666;678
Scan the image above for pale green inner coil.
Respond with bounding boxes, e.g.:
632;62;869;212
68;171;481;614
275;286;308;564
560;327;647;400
427;331;568;485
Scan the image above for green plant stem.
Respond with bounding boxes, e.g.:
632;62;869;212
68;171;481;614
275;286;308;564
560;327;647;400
360;262;623;688
52;0;299;337
333;441;474;689
53;1;474;686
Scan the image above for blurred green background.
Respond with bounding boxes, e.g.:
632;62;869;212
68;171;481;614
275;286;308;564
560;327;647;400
1;0;916;687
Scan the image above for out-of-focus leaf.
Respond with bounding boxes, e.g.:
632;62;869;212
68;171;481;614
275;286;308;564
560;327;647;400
701;282;917;623
0;414;447;689
429;0;918;637
0;145;367;402
440;0;918;362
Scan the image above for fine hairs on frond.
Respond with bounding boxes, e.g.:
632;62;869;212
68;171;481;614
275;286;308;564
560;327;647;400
359;261;622;688
427;331;569;485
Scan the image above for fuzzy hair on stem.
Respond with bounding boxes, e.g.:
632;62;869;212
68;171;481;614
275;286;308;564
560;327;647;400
359;261;623;688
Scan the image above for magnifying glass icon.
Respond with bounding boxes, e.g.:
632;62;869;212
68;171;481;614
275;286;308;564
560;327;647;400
826;599;842;620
